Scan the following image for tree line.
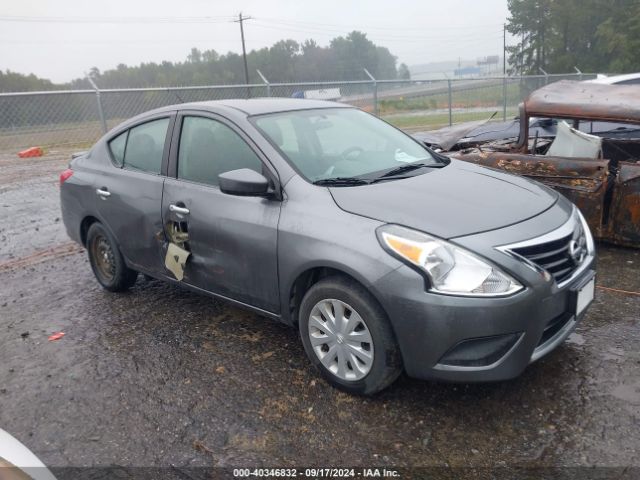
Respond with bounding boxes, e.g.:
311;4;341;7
507;0;640;74
1;31;410;93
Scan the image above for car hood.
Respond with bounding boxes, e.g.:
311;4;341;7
329;159;558;239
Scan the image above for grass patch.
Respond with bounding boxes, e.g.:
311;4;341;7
384;109;519;131
378;81;531;116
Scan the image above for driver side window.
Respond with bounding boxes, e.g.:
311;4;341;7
178;116;263;186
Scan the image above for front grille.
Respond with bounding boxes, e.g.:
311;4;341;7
511;220;587;285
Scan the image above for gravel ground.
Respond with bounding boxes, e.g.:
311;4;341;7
0;150;639;478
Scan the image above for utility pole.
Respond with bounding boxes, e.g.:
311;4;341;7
521;31;524;75
503;23;507;75
502;23;507;121
235;13;251;86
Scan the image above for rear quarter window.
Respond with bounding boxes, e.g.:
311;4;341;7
123;118;170;174
108;130;128;167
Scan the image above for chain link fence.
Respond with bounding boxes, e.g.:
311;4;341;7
0;73;594;153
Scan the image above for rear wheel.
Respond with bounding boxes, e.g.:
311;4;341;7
299;276;402;395
86;223;137;292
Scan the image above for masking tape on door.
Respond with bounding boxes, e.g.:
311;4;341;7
165;243;191;281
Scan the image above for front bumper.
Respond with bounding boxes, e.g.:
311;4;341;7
371;202;596;382
373;263;594;382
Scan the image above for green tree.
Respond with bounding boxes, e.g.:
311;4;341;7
398;63;411;80
331;31;379;79
0;70;56;92
506;0;640;74
187;48;203;63
506;0;553;74
2;32;403;91
265;40;300;81
596;0;640;72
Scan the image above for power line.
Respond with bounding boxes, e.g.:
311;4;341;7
0;13;506;30
252;18;503;39
255;16;505;32
249;20;503;43
0;13;505;44
0;14;507;31
0;15;236;24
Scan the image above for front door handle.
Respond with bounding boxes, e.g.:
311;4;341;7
96;188;111;198
169;204;190;215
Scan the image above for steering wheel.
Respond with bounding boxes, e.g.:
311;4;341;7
340;146;365;161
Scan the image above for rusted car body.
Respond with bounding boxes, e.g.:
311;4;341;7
416;81;640;247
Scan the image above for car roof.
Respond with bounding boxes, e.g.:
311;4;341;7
146;98;352;117
586;73;640;85
525;80;640;124
108;97;355;139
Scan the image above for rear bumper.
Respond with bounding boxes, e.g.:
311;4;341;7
372;260;595;383
60;189;83;245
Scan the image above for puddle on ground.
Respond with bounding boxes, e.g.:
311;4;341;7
566;332;586;346
601;346;625;361
610;383;640;404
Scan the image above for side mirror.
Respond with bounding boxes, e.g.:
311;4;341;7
218;168;270;196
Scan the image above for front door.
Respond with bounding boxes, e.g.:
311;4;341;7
161;113;281;313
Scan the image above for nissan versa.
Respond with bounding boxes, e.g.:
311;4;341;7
60;99;596;394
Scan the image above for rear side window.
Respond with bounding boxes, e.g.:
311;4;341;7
123;118;170;174
177;116;262;186
108;130;127;167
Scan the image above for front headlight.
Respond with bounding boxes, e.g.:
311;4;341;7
377;225;523;296
575;207;595;257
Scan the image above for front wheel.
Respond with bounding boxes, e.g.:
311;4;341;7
299;276;402;395
86;222;138;292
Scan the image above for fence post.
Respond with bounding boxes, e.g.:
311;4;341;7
86;75;107;134
447;79;452;126
502;75;508;121
539;67;549;85
256;69;271;97
363;68;378;116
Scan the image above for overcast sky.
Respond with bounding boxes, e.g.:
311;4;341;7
1;0;511;83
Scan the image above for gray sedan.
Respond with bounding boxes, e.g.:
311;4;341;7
60;99;596;394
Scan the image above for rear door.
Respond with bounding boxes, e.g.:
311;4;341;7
162;112;281;313
96;113;175;274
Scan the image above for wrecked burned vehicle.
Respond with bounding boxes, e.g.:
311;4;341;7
61;99;595;394
413;81;640;248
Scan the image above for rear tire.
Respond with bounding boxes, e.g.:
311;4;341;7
86;222;138;292
299;275;402;395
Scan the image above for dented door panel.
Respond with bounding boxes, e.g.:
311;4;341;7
162;179;281;313
453;152;608;237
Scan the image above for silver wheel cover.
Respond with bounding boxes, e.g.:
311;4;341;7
308;299;374;381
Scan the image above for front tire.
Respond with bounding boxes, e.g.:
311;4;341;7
86;222;138;292
299;276;402;395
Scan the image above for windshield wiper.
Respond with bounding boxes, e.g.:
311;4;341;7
313;177;370;186
374;162;432;180
371;175;417;183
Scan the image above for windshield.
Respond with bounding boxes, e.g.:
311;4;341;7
254;108;441;183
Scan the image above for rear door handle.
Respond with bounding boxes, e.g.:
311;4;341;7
169;204;190;215
96;188;111;198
